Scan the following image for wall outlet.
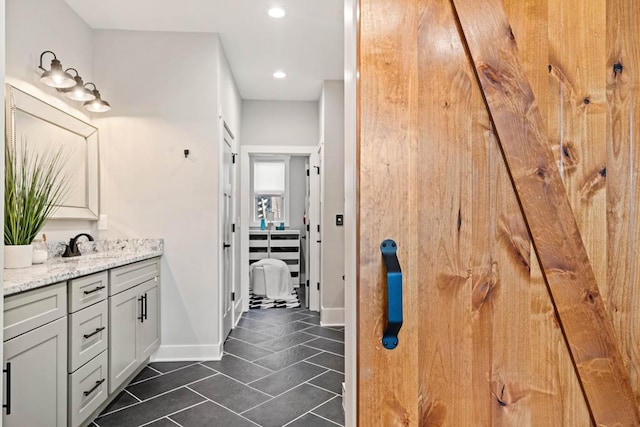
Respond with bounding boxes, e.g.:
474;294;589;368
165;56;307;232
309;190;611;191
97;214;109;231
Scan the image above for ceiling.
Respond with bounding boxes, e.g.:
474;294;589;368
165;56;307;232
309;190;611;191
63;0;344;101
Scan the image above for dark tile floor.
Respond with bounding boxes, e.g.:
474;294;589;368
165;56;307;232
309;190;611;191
92;306;345;427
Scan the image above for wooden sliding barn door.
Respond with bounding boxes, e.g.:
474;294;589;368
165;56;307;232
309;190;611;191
356;0;640;425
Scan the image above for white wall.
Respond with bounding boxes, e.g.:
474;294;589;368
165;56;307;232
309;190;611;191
93;30;225;360
319;80;345;325
6;0;93;90
241;100;318;146
217;40;242;137
6;0;243;360
5;0;96;242
241;100;317;288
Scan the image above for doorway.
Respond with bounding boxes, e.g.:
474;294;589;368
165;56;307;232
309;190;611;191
239;145;322;315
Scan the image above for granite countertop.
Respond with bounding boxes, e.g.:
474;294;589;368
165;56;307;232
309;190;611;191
4;239;163;296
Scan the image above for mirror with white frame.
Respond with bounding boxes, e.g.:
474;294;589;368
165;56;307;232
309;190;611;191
5;84;99;220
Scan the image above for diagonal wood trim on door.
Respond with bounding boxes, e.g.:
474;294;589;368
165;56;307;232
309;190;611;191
449;0;640;425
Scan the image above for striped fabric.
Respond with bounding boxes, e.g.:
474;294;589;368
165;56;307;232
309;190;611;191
249;290;301;309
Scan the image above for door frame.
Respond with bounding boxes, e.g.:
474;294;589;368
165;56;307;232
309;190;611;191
239;145;321;313
221;121;235;340
307;141;324;312
344;0;357;425
304;158;311;308
0;0;6;413
218;118;238;348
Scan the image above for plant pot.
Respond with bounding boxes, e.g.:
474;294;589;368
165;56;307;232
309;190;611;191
5;244;33;269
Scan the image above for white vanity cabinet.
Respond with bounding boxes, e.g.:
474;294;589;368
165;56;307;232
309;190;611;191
108;258;160;393
3;282;68;427
2;255;162;427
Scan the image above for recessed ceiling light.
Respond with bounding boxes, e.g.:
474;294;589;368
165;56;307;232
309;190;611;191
268;7;286;18
273;71;287;79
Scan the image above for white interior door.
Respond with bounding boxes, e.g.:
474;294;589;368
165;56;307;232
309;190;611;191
226;126;242;326
222;125;233;339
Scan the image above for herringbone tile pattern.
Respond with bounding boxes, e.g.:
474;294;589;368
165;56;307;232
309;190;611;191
92;306;344;427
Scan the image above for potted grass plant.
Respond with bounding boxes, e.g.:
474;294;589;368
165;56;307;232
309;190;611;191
4;142;69;268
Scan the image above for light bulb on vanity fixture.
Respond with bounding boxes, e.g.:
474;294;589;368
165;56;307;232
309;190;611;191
38;51;75;88
58;68;96;102
268;7;286;18
83;83;111;113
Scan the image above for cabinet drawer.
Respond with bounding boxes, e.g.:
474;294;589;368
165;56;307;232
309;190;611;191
68;272;108;313
4;282;67;342
109;258;160;296
271;239;300;248
69;300;108;373
271;252;300;260
68;350;108;427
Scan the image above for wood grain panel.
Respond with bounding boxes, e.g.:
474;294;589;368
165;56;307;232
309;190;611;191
470;57;495;427
606;0;640;405
416;1;474;424
489;132;533;426
504;2;593;425
605;0;631;388
556;0;608;293
357;0;419;424
450;0;640;424
628;1;640;404
486;8;534;423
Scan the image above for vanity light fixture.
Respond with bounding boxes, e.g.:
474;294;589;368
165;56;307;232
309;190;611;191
268;7;286;18
59;68;96;102
273;70;287;79
38;51;76;88
83;83;111;113
36;51;111;112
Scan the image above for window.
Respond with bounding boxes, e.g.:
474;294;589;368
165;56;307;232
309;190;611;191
251;156;289;225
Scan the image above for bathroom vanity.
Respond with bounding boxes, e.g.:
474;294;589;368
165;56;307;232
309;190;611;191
2;239;163;427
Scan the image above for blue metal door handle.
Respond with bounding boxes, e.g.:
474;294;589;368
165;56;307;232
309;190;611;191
381;239;403;350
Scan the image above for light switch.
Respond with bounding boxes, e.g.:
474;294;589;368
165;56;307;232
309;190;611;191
336;214;344;226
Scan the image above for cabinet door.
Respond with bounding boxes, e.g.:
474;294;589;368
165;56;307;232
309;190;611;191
138;277;160;361
3;317;67;427
108;286;140;393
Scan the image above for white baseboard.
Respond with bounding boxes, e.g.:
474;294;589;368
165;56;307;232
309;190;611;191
152;343;222;362
320;307;345;326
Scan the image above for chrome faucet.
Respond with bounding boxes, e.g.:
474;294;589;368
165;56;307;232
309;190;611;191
62;233;95;257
